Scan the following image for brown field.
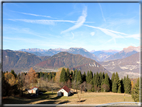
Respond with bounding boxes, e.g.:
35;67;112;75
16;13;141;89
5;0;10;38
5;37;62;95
3;90;135;105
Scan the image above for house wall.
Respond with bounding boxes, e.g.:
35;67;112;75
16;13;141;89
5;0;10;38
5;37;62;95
28;89;36;94
58;89;69;96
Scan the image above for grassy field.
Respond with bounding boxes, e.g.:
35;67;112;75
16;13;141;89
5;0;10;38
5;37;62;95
3;90;135;105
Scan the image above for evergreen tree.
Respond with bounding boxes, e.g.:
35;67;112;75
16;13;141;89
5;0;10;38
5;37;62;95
102;72;105;79
131;78;139;102
48;72;52;81
70;71;73;81
112;79;117;93
11;70;17;78
60;68;66;83
74;70;78;82
99;72;103;85
77;70;82;84
40;72;43;78
115;72;119;85
112;72;119;92
111;73;115;84
101;73;110;92
66;68;70;80
123;76;126;92
117;80;121;93
89;71;93;84
44;73;48;80
104;73;110;88
82;72;86;82
125;75;131;94
121;79;124;93
94;72;100;90
86;71;90;83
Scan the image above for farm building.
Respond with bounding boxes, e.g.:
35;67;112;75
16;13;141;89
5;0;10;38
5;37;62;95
28;86;39;94
57;85;71;97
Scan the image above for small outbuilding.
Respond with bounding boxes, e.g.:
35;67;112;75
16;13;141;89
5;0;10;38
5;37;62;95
28;86;39;95
57;85;71;97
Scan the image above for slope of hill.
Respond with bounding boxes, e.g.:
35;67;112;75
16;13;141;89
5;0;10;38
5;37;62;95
3;50;42;73
100;52;140;78
105;46;140;61
35;52;111;77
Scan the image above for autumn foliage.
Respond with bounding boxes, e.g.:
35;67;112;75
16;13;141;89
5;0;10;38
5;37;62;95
25;67;38;88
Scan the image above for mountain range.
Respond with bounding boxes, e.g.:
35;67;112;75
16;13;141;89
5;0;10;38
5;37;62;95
19;47;99;61
100;52;140;78
2;45;140;78
2;49;111;77
104;46;140;61
34;52;111;76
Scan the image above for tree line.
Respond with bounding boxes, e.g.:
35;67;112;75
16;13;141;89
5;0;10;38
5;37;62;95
2;67;140;102
60;68;133;94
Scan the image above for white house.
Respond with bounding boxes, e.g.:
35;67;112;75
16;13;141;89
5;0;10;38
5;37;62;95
28;86;39;95
57;85;71;97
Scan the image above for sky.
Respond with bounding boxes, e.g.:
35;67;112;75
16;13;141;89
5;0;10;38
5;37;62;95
3;2;140;51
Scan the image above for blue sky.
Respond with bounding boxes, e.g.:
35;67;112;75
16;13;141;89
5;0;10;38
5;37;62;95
3;3;140;51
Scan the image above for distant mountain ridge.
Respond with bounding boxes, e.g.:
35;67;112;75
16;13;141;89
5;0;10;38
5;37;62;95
18;47;99;61
35;52;111;77
100;52;140;78
105;46;140;61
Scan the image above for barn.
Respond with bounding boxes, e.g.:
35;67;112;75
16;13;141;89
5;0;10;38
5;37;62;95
28;86;39;95
57;85;71;97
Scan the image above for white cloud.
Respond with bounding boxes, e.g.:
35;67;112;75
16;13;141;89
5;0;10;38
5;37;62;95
8;19;76;25
126;34;140;40
98;3;106;22
85;24;126;38
12;10;52;18
4;26;50;39
71;32;75;39
90;32;95;36
61;6;87;34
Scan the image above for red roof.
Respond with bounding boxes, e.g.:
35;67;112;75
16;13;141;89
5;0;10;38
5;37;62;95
58;85;70;93
30;86;38;90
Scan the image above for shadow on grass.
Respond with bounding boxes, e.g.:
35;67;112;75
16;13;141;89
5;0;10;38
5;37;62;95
77;99;86;102
73;92;78;94
36;100;58;104
58;100;70;104
2;97;40;104
50;96;62;100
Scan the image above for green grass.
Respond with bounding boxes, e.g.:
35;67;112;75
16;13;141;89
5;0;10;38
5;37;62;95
3;91;135;104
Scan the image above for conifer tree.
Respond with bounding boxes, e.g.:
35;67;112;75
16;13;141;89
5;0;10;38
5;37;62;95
89;71;93;84
99;72;103;85
117;80;121;93
48;72;52;81
77;70;82;84
66;68;70;80
111;72;115;84
44;73;48;80
82;72;86;82
60;68;66;83
11;70;17;78
101;73;110;92
86;71;90;83
132;78;139;102
104;73;110;88
112;79;117;93
125;75;131;94
94;72;100;91
102;72;105;79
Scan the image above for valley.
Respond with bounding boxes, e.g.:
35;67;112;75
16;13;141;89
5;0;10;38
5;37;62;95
2;45;140;79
